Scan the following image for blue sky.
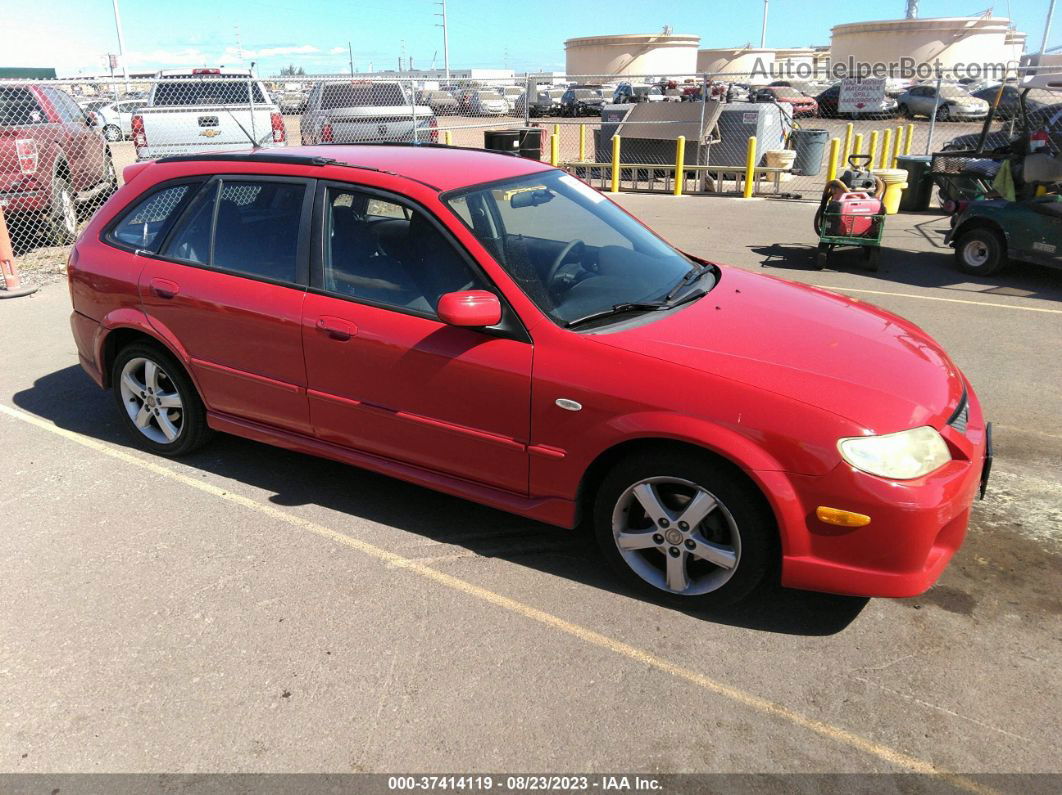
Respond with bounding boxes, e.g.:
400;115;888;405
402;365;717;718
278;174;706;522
9;0;1062;76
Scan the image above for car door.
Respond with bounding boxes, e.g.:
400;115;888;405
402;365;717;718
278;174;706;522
39;86;102;191
301;182;533;494
139;175;316;434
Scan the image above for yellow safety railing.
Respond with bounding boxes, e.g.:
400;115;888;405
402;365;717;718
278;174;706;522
611;134;621;193
743;136;757;199
673;136;686;197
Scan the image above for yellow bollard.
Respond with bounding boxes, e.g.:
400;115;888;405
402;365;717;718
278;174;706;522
892;125;903;168
579;124;586;162
673;135;686;196
553;123;560;140
442;130;452;146
879;128;892;172
610;134;621;193
550;133;559;167
853;133;864;160
826;137;840;183
868;130;880;170
904;123;914;155
842;122;854;168
743;135;757;199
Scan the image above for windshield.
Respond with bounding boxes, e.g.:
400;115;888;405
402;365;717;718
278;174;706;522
444;171;713;327
939;85;971;99
574;89;601;98
321;83;408;108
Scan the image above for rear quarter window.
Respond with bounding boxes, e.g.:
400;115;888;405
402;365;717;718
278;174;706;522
0;87;46;125
106;181;202;252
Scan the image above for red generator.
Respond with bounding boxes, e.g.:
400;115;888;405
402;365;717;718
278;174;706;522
825;192;883;238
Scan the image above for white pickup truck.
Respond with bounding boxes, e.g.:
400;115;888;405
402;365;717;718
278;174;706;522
132;68;286;161
299;81;437;145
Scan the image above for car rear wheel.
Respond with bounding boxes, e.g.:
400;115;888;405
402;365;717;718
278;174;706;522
103;124;122;142
955;227;1007;276
898;104;910;119
47;173;78;245
593;451;776;607
936;104;951;122
112;343;211;456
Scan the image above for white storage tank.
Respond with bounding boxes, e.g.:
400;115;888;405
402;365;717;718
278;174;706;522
565;33;700;77
697;48;776;83
829;17;1018;74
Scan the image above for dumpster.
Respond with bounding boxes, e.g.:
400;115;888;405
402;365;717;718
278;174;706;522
897;155;934;211
484;128;542;160
791;128;829;176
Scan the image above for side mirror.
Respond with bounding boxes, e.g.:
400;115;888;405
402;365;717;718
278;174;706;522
437;290;502;328
85;112;98;127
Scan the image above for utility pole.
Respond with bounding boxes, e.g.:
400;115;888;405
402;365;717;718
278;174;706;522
111;0;130;92
906;0;919;19
1040;0;1058;56
435;0;450;84
760;0;768;48
348;42;355;76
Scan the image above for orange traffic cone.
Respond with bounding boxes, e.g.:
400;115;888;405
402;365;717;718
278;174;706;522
0;206;37;299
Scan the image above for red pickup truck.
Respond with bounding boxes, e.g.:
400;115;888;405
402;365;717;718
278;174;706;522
1;84;117;243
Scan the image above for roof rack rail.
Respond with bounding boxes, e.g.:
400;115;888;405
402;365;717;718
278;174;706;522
155;152;338;167
306;141;525;158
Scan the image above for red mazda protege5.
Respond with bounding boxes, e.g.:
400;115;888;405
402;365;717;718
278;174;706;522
67;145;991;607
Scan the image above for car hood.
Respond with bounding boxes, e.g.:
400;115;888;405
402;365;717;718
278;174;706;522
588;268;964;433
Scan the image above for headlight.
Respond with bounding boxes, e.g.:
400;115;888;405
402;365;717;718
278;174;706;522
838;426;951;480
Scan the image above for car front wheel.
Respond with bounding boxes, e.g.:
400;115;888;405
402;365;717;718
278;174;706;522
47;173;78;244
112;343;211;456
593;451;776;607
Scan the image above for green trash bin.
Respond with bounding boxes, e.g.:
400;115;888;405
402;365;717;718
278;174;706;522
897;155;933;211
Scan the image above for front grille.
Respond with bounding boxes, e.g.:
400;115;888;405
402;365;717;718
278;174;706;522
947;388;969;434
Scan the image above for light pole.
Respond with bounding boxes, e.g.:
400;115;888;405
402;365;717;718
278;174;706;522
435;0;450;84
1040;0;1058;57
760;0;769;48
111;0;130;92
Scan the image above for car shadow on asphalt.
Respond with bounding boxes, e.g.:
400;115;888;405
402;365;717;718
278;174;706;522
749;239;1062;302
13;365;869;637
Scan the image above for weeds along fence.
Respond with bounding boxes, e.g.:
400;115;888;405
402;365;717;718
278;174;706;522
0;68;1055;273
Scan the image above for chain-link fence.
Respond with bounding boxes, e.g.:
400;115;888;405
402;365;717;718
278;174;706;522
2;67;1061;280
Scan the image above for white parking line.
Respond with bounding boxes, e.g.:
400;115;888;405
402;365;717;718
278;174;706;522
0;402;996;793
813;285;1062;314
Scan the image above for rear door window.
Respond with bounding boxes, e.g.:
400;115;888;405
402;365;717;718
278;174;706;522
0;87;46;125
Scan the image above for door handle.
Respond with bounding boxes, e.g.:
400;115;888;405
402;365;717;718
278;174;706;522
149;278;180;299
316;316;356;341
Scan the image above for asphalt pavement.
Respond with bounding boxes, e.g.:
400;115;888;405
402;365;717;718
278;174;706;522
1;195;1059;783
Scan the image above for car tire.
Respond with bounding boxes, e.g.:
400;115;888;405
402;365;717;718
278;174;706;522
936;104;951;122
112;342;212;457
955;227;1007;276
593;450;777;608
103;124;122;142
898;104;910;119
101;152;119;199
47;171;78;245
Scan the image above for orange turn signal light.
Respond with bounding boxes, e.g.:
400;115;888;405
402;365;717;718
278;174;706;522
816;506;872;527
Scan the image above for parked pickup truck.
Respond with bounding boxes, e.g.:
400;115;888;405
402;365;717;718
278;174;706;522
132;68;286;160
299;81;437;145
1;83;116;243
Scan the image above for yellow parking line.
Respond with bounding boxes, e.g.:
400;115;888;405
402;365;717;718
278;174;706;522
0;402;994;793
813;285;1062;315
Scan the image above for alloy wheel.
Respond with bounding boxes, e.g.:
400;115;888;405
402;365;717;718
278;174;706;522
118;357;185;444
611;476;741;596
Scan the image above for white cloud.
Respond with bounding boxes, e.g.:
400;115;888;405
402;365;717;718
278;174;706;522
247;44;321;58
329;46;346;55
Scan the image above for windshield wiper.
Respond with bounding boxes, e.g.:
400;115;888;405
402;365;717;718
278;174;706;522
564;302;669;329
664;264;710;303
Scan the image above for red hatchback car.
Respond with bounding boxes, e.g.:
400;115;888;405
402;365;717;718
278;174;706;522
67;145;991;607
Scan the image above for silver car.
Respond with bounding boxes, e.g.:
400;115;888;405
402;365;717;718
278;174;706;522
897;83;989;121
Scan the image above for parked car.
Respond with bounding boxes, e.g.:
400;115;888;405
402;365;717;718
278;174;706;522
515;90;558;117
971;85;1047;121
459;89;509;116
84;98;149;141
0;84;116;243
300;80;436;144
612;83;665;104
277;84;309;115
815;84;899;118
897;84;990;121
417;90;460;116
560;86;605;116
501;85;524;112
941;103;1062;152
754;86;818;117
68;145;989;607
132;68;286;160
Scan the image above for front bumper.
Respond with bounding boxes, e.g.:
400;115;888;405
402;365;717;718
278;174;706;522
764;390;989;598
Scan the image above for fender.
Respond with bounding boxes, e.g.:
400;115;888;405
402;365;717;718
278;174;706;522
95;308;206;400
